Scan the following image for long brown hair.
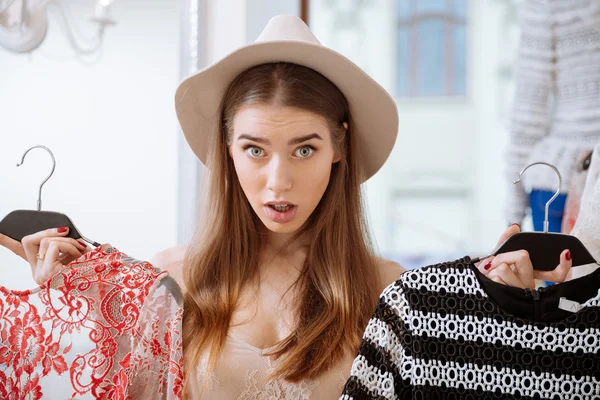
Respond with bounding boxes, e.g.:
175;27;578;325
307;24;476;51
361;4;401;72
182;62;380;394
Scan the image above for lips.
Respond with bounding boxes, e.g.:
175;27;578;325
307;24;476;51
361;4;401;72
264;202;298;224
271;204;293;212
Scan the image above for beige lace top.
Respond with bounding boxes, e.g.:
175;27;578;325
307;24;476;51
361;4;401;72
188;332;354;399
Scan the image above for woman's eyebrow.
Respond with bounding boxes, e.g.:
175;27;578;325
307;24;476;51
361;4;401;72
237;134;270;144
288;133;323;145
237;133;323;145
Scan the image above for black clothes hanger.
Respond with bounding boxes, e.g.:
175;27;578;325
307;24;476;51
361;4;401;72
473;162;598;271
0;145;100;247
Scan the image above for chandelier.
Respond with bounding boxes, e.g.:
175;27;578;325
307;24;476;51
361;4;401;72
0;0;116;54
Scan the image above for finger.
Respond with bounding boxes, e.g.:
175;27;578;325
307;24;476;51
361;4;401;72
38;237;87;260
57;243;87;264
22;227;70;266
35;246;64;285
535;249;572;283
490;276;507;285
36;242;82;284
488;250;535;289
565;267;574;281
475;256;493;270
52;242;83;265
479;224;521;269
487;263;528;289
0;233;26;260
477;257;494;274
495;223;521;248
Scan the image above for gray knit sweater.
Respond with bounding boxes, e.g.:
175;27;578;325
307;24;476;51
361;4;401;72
506;0;600;224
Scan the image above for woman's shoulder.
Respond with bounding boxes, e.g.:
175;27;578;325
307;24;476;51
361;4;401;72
375;256;406;292
150;245;189;292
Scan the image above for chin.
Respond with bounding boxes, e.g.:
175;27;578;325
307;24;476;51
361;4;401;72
261;219;304;234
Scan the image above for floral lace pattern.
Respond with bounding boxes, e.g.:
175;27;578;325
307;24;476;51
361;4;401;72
562;150;593;234
571;142;600;262
0;244;184;399
239;357;319;400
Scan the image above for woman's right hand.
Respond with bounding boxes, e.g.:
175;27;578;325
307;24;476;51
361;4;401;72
0;227;88;285
477;224;572;289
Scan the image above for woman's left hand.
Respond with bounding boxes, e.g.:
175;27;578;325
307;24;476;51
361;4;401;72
476;224;573;289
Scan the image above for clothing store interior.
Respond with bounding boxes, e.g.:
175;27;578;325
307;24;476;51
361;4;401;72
1;0;600;398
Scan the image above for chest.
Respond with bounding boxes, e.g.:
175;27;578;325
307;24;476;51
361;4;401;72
228;279;299;351
193;335;354;399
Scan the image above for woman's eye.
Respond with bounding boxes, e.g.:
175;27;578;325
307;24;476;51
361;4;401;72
245;146;264;158
295;145;315;158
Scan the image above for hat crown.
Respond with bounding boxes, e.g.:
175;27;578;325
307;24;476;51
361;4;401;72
256;15;321;45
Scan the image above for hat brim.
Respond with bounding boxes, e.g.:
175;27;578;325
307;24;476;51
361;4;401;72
175;40;398;182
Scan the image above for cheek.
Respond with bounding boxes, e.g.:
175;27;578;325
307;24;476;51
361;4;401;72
299;159;333;199
232;156;262;198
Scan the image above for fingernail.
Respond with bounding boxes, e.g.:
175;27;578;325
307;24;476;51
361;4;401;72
484;262;492;270
510;223;521;229
566;250;571;261
57;227;68;233
78;241;87;247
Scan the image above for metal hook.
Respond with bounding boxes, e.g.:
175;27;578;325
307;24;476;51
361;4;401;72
16;145;56;212
514;162;562;233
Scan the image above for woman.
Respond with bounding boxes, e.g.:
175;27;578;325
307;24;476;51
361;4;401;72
0;15;572;399
506;0;600;231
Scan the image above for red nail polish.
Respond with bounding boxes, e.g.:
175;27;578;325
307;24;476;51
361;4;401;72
566;250;571;261
484;262;492;270
78;241;87;247
57;227;68;233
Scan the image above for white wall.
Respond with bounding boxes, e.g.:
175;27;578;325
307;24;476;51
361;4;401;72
0;0;516;289
0;0;179;290
471;0;512;249
246;0;300;42
387;0;511;256
205;0;300;65
309;0;513;264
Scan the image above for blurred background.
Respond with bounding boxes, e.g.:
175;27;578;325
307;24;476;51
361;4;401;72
0;0;529;289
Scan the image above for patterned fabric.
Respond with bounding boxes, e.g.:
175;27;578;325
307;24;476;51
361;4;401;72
0;244;184;400
341;257;600;399
569;142;600;280
562;150;593;234
506;0;600;224
571;143;600;262
189;331;353;399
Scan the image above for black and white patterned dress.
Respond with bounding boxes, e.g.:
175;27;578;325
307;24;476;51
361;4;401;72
341;257;600;399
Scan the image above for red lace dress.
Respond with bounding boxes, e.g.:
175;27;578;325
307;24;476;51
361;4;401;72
0;244;184;399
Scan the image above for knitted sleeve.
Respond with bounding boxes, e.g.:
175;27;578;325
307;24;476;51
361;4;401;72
505;0;556;224
340;280;407;399
571;142;600;266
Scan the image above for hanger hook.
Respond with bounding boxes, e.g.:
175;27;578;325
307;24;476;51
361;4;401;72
513;161;562;233
16;145;56;211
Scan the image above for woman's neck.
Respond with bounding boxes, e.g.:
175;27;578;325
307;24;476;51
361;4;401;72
263;230;307;256
259;232;309;278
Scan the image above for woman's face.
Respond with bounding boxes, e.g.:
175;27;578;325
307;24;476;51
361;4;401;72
230;104;340;235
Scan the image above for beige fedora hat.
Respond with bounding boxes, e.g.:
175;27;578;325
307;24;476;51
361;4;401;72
175;14;398;182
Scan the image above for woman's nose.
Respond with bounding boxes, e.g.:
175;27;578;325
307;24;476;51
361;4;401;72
266;157;293;194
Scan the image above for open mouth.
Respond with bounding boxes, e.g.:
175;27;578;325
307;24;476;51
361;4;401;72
270;204;293;212
264;203;298;223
